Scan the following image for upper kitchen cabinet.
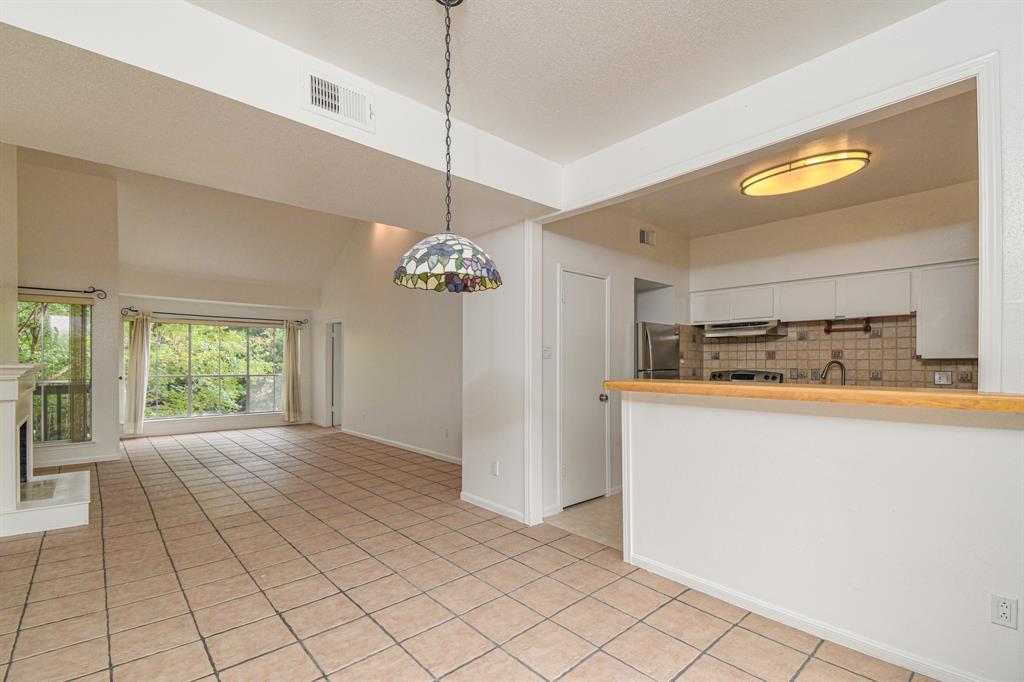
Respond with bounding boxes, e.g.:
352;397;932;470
690;287;774;324
916;263;978;358
690;292;731;324
730;287;774;320
778;280;835;322
835;271;911;319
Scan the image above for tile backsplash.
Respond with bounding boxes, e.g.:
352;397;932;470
686;315;977;389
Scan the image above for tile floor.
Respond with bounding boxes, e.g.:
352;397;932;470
0;426;934;682
546;494;623;550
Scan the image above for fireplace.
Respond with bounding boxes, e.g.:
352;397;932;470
1;364;90;536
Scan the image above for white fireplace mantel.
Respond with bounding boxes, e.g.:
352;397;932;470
0;364;91;537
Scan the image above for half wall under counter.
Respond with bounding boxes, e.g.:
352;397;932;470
605;379;1023;682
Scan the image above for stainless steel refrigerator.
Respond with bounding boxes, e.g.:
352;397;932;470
635;322;680;379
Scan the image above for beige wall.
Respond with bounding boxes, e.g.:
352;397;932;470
18;161;121;465
689;181;978;292
312;222;463;461
0;144;16;364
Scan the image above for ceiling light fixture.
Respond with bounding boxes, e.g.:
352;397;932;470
740;150;870;197
393;0;501;293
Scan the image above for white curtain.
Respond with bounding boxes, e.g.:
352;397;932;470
123;312;151;435
283;321;302;423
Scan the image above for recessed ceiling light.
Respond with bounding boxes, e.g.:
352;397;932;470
740;150;870;196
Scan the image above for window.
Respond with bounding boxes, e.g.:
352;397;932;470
18;298;93;443
134;322;284;419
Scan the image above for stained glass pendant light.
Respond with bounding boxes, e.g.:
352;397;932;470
393;0;501;293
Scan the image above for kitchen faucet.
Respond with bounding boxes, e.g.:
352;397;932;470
821;359;847;385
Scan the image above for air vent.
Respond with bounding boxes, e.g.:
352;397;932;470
300;69;375;133
639;228;657;246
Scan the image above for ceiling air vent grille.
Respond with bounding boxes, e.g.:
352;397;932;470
639;228;657;246
301;70;375;133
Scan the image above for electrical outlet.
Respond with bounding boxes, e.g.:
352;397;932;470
490;461;500;477
789;368;800;380
765;350;776;360
870;327;882;338
831;349;843;360
797;331;808;341
810;369;821;382
870;370;882;381
958;371;973;383
933;371;953;386
711;351;720;360
992;595;1018;629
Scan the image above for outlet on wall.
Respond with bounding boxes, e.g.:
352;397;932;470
992;595;1018;629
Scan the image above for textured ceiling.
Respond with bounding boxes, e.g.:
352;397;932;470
0;25;553;237
191;0;938;162
571;84;978;237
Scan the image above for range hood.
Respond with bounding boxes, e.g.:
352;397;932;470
702;320;788;338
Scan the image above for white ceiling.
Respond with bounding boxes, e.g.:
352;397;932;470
191;0;937;163
0;25;553;238
598;84;978;237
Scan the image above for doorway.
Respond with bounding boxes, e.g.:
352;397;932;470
328;322;342;427
558;268;610;509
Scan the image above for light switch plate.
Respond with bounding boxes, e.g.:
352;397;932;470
933;371;953;385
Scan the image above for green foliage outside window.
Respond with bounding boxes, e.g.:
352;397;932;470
18;300;92;443
127;322;284;419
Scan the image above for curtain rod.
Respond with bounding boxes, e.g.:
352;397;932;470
120;306;307;325
19;285;108;300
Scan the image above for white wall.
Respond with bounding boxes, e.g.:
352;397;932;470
461;221;540;520
312;222;462;462
562;1;1023;393
118;295;313;438
622;392;1024;682
635;285;676;324
690;181;978;292
18;162;121;466
542;209;688;514
0;143;16;364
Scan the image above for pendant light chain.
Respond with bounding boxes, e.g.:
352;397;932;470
443;2;453;233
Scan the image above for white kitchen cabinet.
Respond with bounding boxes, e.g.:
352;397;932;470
778;280;835;322
729;287;774;320
916;263;978;358
835;271;910;318
690;292;730;324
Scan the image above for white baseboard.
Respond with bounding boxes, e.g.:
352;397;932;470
339;428;461;465
543;504;562;518
460;491;526;524
34;449;122;468
629;553;983;682
123;413;309;438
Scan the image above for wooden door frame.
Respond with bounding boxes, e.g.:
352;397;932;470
555;264;612;513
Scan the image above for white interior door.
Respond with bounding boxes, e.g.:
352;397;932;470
330;322;342;427
561;270;608;508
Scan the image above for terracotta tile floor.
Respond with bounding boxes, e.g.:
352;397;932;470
0;426;933;682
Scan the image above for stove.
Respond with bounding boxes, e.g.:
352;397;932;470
709;369;784;383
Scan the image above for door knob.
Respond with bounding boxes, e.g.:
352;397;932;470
598;393;609;402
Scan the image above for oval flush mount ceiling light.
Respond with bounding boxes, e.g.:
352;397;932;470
393;0;501;293
740;150;870;197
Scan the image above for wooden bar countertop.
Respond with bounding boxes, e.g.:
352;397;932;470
603;379;1024;414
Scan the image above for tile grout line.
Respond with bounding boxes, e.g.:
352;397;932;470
162;431;435;681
